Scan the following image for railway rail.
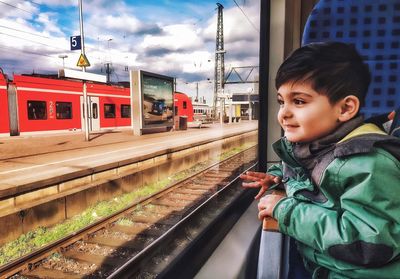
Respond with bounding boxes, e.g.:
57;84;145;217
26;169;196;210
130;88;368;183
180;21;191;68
1;145;257;278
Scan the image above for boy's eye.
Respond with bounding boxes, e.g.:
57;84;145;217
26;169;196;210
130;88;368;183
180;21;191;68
294;98;306;105
277;99;284;106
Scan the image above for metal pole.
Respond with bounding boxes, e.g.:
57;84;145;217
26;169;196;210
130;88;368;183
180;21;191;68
196;82;199;102
248;87;253;121
58;54;68;68
219;90;224;124
79;0;89;141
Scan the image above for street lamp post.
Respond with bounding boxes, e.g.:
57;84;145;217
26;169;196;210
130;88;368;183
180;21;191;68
58;55;68;68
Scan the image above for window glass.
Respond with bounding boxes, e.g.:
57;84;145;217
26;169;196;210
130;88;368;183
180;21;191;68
104;104;115;118
1;1;262;271
121;104;131;118
56;102;72;119
92;103;98;119
27;101;47;120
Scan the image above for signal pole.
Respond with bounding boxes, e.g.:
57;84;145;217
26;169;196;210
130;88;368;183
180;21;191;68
78;0;89;141
213;3;226;123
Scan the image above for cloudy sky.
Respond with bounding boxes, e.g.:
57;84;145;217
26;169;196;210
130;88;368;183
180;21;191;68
0;0;260;101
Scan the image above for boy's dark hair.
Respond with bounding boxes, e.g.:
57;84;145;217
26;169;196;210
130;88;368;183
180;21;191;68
275;42;371;106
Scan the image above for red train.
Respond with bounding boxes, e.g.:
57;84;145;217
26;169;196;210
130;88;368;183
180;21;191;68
0;71;194;136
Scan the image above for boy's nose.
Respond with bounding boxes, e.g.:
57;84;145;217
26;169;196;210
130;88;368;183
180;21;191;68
279;105;293;118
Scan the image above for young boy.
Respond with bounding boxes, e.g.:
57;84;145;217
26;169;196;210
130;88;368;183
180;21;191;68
241;42;400;278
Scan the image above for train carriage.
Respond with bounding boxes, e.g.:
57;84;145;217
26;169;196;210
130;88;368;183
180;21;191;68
86;82;131;130
10;75;133;135
0;74;196;136
13;75;83;134
174;92;193;127
174;91;194;122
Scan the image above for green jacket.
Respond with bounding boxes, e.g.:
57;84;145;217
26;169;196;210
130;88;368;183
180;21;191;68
270;124;400;279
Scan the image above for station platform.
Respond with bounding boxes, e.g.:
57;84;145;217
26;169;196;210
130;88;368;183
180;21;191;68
0;121;258;199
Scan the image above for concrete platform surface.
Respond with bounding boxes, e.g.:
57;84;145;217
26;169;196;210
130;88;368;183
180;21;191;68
0;122;258;198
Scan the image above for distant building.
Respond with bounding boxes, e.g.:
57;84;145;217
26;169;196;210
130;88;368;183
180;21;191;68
230;89;259;120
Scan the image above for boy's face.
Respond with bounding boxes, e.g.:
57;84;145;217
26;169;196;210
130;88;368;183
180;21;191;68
277;81;342;143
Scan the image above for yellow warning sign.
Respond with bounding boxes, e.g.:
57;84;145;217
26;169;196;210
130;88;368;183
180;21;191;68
77;54;90;67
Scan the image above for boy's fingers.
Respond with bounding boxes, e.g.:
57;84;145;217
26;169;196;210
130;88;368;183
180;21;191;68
388;110;395;120
242;181;260;188
273;177;281;183
247;171;267;178
239;174;255;181
254;188;267;200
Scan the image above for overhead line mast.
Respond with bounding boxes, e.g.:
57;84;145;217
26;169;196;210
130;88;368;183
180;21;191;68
213;3;226;121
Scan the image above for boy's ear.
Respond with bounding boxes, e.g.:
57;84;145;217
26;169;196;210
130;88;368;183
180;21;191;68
337;95;360;122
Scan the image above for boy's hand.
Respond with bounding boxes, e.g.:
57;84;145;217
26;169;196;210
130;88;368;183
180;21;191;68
257;192;286;221
388;110;395;120
240;171;281;199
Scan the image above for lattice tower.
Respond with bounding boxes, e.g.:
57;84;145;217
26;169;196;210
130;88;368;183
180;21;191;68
213;3;225;118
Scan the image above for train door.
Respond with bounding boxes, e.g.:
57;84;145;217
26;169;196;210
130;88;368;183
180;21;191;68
88;96;100;131
80;96;100;132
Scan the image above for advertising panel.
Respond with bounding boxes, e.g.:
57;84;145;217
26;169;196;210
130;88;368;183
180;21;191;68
141;71;174;128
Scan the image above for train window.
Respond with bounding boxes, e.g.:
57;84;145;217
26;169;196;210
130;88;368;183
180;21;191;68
175;106;178;116
92;103;98;119
121;104;131;118
183;101;187;109
27;100;47;120
104;104;115;118
56;102;72;119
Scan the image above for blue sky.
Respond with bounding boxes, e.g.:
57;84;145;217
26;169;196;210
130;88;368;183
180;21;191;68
0;0;260;101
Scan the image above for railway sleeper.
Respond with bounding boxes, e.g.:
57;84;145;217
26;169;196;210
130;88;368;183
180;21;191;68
62;249;127;268
142;205;181;216
109;223;168;238
185;184;217;190
173;188;207;195
191;179;223;185
207;168;233;173
216;167;241;172
165;192;200;201
204;173;234;179
150;198;188;208
108;223;150;235
128;214;179;226
196;176;226;182
86;235;148;251
22;266;83;279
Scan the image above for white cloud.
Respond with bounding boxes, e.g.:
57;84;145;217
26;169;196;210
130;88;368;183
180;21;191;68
0;0;261;90
141;24;203;51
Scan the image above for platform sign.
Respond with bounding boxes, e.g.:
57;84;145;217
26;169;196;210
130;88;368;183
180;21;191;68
130;70;174;135
59;69;106;83
70;35;81;50
76;53;90;67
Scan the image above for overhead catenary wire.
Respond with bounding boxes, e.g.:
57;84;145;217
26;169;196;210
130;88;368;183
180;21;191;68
0;0;33;14
0;27;101;53
0;32;68;51
0;25;51;39
0;45;56;58
231;0;259;33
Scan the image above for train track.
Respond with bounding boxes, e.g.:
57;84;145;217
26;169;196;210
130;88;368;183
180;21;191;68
1;145;257;279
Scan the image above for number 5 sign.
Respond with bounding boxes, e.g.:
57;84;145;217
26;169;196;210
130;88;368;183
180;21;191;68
70;35;82;51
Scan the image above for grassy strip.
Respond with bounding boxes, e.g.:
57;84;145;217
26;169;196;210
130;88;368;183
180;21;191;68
0;142;256;266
